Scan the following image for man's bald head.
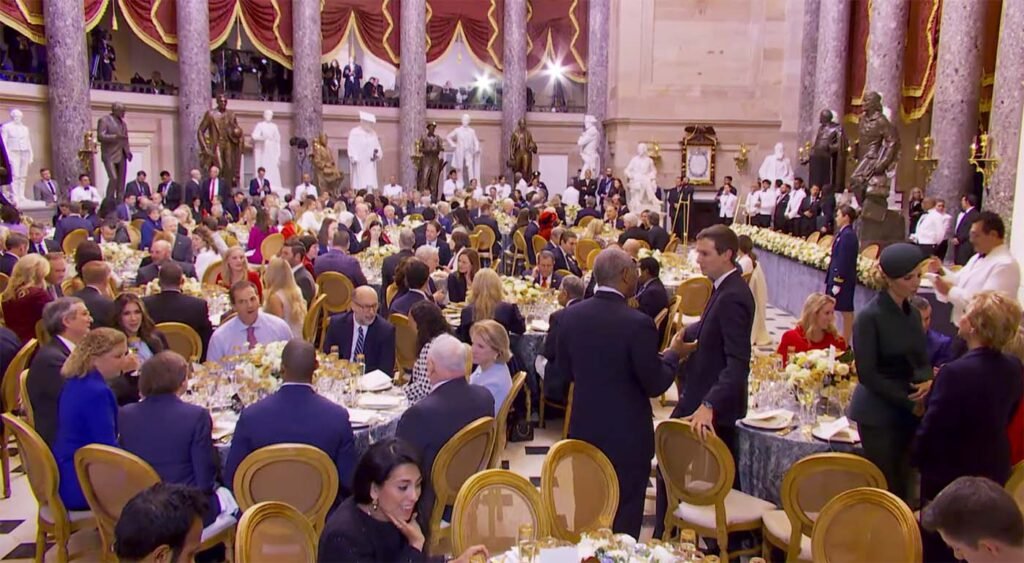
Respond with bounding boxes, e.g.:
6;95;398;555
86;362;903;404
150;239;172;263
352;286;380;325
281;339;317;383
622;239;643;259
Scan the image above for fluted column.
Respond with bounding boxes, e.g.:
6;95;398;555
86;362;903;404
399;0;427;193
176;0;210;175
928;0;985;207
292;0;323;142
586;0;610;151
797;0;821;148
865;0;910;116
986;0;1024;225
44;0;90;194
813;0;851;120
502;0;527;177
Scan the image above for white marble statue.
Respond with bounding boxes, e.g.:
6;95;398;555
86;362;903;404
445;113;481;184
250;110;283;195
625;143;660;214
347;111;383;192
1;109;33;204
577;114;601;178
758;141;795;186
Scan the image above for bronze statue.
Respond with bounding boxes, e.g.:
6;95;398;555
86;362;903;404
508;117;538;179
197;93;243;189
849;91;904;243
416;122;445;200
802;108;846;191
311;133;343;196
96;102;132;201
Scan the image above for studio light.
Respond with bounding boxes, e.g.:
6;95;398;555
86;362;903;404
474;72;494;92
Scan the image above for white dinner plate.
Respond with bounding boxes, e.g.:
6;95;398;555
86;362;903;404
740;409;795;431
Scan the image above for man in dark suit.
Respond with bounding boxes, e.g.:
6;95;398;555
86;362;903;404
474;202;503;255
323;286;396;374
395;334;494;531
249;167;271;199
96;219;131;245
225;340;357;499
772;183;791;233
0;232;26;276
136;240;196;286
952;193;980;266
556;248;689;536
160;215;194;264
532;251;564;290
388;259;432;316
524;209;541;266
540;275;584;409
280;239;316;304
646;211;671;251
635;257;669;321
574;196;602;226
383;229;415;293
27;297;94;447
125;170;152;198
617;213;650;247
552;230;583;277
156;170;179;199
223;192;246;223
313;230;368;287
53;202;94;249
75;262;116;328
200;165;230;212
167;169;196;211
27;224;57;255
416;221;452;268
114;193;135;222
654;225;755;537
596;167;614;204
413;208;447;245
142;264;212;358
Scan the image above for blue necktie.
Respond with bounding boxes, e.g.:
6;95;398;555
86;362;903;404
354;326;365;358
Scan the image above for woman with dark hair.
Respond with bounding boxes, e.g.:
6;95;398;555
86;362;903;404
452;207;474;232
246;207;278;264
403;301;452;404
447;248;479;304
63;239;105;295
109;293;168;405
825;205;860;342
317;218;338;256
359;216;392;251
0;205;26;234
317;438;487;563
446;230;471;270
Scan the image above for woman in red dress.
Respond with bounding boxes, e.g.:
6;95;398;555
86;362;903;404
214;246;263;301
777;292;848;364
1;254;54;342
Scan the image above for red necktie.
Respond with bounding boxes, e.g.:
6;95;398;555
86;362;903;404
541;277;548;288
209;180;216;201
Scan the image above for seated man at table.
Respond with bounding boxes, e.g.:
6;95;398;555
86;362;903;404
225;339;356;498
313;230;368;287
922;476;1024;563
207;281;293;363
136;239;196;286
540;275;584;407
532;251;563;290
635;257;669;321
395;334;494;532
96;218;131;244
323;286;396;374
113;483;208;563
617;213;649;247
388;258;432;316
143;263;213;360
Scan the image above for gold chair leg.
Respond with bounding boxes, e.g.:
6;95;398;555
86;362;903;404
33;527;45;563
1;428;10;499
718;529;730;563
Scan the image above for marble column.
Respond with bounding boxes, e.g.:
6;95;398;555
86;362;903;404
927;0;985;207
502;0;528;178
399;0;427;193
586;0;610;153
176;0;210;175
865;0;910;117
292;0;323;142
986;0;1024;224
813;0;851;121
44;0;90;194
797;0;821;147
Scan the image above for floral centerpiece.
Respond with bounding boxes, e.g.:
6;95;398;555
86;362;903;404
501;276;550;304
400;216;424;231
495;212;516;235
144;277;205;297
784;347;857;420
360;244;399;260
565;203;581;226
225;222;250;246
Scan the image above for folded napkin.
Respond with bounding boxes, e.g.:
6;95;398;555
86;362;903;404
347;408;377;426
745;409;794;425
537;547;578;563
359;370;392;390
816;416;855;440
529;319;550;332
357;394;404;409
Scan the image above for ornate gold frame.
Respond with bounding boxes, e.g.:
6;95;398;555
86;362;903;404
679;125;718;186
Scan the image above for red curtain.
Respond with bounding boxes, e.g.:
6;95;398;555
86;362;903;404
526;0;587;81
900;0;940;121
843;0;869;121
979;0;1001;115
0;0;108;44
117;0;237;60
425;0;500;70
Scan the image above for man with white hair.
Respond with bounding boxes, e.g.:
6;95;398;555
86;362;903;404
415;245;446;303
161;214;194;263
395;333;494;530
617;212;650;247
351;202;371;235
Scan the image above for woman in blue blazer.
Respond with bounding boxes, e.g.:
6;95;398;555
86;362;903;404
825;204;859;342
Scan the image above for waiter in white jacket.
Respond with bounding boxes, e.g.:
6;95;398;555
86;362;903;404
930;211;1021;323
910;197;950;257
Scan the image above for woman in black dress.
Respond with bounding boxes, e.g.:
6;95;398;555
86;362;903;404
446;248;480;304
907;187;925;235
318;438;487;563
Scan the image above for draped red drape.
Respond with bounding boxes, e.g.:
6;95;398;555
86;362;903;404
426;0;501;70
526;0;587;82
979;0;1002;116
0;0;108;44
843;0;869;121
900;0;940;122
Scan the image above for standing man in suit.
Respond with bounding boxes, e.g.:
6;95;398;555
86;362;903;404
654;225;755;538
635;257;669;321
313;230;368;287
74;261;116;328
31;168;59;204
395;334;494;532
646;211;671;251
125;171;152;199
279;240;316;304
557;248;690;536
97;102;132;202
596;167;614;205
382;229;415;294
323;286;396;373
249;166;271;201
156;170;178;199
772;182;791;233
200;165;229;213
142;264;212;359
952;193;980;266
225;339;357;499
27;298;93;447
168;169;198;211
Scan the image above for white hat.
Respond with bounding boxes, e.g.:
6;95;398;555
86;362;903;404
359;111;376;123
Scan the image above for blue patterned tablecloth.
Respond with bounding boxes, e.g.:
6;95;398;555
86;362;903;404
736;422;863;505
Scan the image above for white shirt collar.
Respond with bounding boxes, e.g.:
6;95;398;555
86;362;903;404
430;378;459;393
57;335;76;352
280;382;314;389
291;263;304;274
594;285;624;298
713;268;738;290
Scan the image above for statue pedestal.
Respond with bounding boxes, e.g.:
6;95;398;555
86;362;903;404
857;210;906;248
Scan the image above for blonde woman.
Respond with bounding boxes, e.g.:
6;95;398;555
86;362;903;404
776;292;848;363
469;319;513;415
262;257;307;337
53;328;137;511
1;253;53;341
215;246;263;300
457;268;525;342
582;218;608;248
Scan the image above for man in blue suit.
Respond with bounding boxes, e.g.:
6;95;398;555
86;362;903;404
249;167;272;200
323;286;396;374
313;230;368;287
225;339;357;500
53;202;94;249
556;248;690;537
388;258;431;316
654;225;754;538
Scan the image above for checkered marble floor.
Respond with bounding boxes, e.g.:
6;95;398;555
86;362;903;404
0;305;798;561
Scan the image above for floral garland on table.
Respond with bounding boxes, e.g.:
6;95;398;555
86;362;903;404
225;222;250;246
144;277;211;298
564;203;581;226
731;224;883;290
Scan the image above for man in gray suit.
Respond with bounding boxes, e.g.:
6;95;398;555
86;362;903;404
97;102;132;202
280;239;315;304
32;168;59;203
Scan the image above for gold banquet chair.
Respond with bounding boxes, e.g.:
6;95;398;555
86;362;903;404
860;243;881;260
806;232;821;244
155;322;203;364
202;260;224;286
504;230;529;275
259;233;285;268
1004;461;1024;513
489;372;527;469
428;416;496;555
61;228;90;256
451;469;549;556
540;439;619;542
2;338;38;497
233;444;339;534
575;238;601;270
532;235;548;265
315;271;355;315
817;234;834;248
656;420;774;561
389;313;418;375
811;487;922;563
1;413;96;563
761;453;886;562
18;370;33;427
234;501;318;563
0;272;9;294
473;225;497;266
577;216;595;229
302;295;329;348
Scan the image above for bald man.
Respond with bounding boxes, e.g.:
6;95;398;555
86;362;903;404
135;239;197;285
322;286;396;373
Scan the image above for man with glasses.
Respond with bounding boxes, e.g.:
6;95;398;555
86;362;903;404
322;286;396;374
